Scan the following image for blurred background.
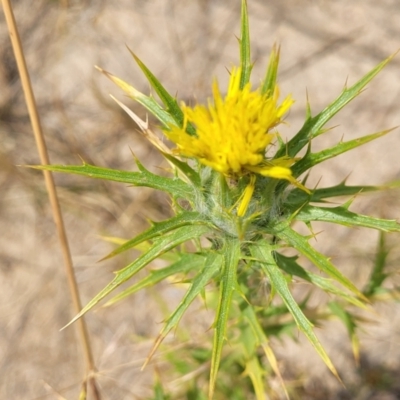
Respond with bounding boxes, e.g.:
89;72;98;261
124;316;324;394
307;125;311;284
1;0;400;398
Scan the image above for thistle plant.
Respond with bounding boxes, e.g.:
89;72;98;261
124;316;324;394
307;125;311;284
35;1;400;398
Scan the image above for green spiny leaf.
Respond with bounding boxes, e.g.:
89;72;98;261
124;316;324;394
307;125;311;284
104;253;205;306
162;152;201;187
145;252;223;367
305;90;312;119
276;253;367;309
363;232;390;297
128;50;196;136
261;45;280;96
276;53;396;159
129;49;182;120
250;242;340;380
328;301;360;363
209;239;241;399
241;303;289;399
97;66;177;128
311;181;385;201
101;212;210;261
31;162;193;201
272;221;366;300
292;129;394;177
239;0;251;89
285;180;399;209
295;205;400;232
63;225;211;329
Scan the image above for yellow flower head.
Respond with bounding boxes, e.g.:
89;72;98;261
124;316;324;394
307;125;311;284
163;67;308;216
164;67;294;177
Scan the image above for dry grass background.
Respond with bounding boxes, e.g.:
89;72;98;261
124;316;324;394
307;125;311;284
1;0;400;399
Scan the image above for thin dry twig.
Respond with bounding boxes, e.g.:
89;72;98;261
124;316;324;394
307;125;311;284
0;1;100;398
